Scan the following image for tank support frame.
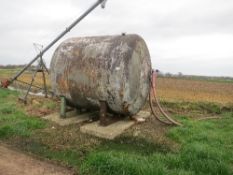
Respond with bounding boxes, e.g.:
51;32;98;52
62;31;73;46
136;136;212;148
99;101;108;126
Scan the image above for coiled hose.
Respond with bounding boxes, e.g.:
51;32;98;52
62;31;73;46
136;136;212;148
149;70;182;126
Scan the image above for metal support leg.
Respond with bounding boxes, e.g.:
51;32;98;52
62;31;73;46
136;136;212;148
18;67;38;104
39;57;48;98
60;96;66;118
42;68;48;98
99;101;107;126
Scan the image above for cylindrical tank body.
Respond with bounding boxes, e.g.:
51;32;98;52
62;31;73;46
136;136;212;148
50;34;151;115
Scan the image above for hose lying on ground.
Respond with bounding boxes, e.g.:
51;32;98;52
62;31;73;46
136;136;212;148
149;70;182;126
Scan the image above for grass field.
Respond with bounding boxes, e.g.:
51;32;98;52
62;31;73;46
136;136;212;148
0;68;233;175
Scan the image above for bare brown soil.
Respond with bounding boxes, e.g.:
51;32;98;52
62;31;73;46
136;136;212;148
157;77;233;104
0;143;74;175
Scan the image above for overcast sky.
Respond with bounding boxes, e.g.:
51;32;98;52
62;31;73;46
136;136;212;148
0;0;233;76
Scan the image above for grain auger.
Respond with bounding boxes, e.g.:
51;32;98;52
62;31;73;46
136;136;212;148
0;0;108;90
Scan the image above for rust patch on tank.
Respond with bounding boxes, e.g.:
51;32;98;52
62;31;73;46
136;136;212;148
122;101;130;115
56;74;69;93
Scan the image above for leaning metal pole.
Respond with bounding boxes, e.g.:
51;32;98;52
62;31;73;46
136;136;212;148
7;0;107;86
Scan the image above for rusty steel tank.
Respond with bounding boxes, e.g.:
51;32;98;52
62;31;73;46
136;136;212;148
50;34;152;116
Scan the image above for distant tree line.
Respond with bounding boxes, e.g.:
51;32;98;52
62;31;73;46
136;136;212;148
158;71;233;82
0;64;25;69
0;64;37;70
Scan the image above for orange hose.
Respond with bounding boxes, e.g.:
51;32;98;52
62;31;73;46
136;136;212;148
149;70;182;126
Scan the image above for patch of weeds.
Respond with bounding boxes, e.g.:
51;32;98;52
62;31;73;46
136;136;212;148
0;88;17;98
100;136;170;155
0;125;14;138
178;143;230;175
42;101;57;110
161;101;232;114
80;136;172;175
198;102;221;114
81;151;167;175
0;105;16;115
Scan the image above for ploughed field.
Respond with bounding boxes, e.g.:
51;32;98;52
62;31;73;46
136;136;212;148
0;68;233;175
157;77;233;105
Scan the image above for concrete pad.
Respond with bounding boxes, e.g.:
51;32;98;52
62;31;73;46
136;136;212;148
43;111;91;126
80;111;151;140
80;120;135;140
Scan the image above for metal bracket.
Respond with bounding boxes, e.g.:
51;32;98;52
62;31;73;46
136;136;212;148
0;79;10;88
60;96;67;118
99;101;107;126
101;0;108;8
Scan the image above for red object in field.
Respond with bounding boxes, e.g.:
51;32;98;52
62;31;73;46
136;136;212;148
151;69;159;94
1;79;10;88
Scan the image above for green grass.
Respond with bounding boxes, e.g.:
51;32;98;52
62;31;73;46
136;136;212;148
0;88;46;138
42;101;57;110
0;88;232;175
